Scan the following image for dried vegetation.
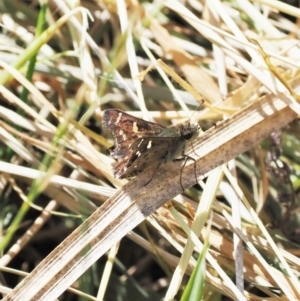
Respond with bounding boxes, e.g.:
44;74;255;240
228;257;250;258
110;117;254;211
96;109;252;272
0;0;300;300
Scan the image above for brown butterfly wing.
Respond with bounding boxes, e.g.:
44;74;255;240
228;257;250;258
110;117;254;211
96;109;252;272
103;109;200;179
103;109;166;177
113;136;185;178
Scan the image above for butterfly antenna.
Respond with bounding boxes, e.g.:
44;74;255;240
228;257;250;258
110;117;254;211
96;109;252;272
144;163;161;187
189;98;204;121
188;101;203;158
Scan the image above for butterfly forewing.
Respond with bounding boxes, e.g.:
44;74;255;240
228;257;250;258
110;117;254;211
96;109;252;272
103;109;164;142
103;109;164;158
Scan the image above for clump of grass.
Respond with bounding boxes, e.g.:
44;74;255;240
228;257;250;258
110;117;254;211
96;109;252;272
0;1;300;301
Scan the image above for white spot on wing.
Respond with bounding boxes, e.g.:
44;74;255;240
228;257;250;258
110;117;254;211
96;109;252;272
116;113;122;124
137;139;144;147
147;140;152;149
123;134;126;140
119;130;123;135
132;122;138;133
136;151;141;157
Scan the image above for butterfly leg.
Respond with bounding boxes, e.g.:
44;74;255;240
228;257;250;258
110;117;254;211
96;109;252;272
191;142;200;157
185;154;197;187
174;154;197;191
144;162;161;186
145;149;173;186
180;156;188;190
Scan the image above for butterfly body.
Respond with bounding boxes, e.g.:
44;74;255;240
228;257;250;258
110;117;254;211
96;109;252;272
103;109;199;180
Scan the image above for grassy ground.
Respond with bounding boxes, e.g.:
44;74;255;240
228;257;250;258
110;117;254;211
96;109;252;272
0;0;300;300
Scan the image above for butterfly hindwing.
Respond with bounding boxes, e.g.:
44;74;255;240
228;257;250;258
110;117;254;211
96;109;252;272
113;136;185;178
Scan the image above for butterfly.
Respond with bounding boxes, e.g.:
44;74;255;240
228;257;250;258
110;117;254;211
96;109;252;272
103;108;199;189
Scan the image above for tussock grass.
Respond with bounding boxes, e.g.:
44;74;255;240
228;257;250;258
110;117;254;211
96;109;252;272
0;1;300;300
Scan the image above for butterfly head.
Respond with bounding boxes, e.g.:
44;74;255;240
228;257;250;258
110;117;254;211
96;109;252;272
180;123;200;141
